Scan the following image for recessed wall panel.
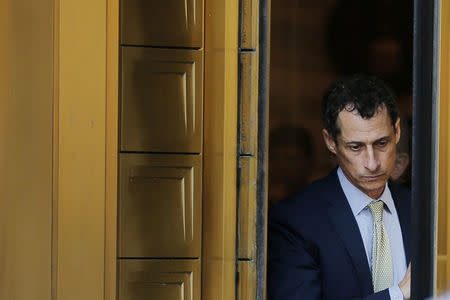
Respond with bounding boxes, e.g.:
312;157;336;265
119;154;202;258
121;47;203;153
238;260;256;300
239;52;258;156
240;0;259;50
121;0;203;48
238;156;257;259
119;259;201;300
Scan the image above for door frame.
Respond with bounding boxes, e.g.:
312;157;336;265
411;0;440;298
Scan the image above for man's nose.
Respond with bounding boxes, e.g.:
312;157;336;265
364;147;380;171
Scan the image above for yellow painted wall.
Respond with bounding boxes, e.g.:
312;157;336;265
54;0;107;299
105;0;119;298
437;0;450;293
0;0;54;299
0;0;114;298
202;0;239;299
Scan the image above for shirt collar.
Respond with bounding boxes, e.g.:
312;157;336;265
337;167;395;216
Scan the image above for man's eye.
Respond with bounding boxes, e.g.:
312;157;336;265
349;145;360;151
376;140;388;147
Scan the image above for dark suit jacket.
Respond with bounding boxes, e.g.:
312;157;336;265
267;169;411;300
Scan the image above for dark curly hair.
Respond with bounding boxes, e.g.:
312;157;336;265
322;74;399;143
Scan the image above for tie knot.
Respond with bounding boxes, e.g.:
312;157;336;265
368;200;384;222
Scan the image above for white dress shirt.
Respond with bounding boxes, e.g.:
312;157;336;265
337;167;407;300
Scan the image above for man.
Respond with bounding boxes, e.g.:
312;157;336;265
268;75;411;300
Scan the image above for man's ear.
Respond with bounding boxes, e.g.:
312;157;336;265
395;117;401;144
322;129;337;154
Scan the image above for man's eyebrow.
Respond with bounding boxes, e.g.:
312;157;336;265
374;136;391;143
343;136;392;145
344;141;364;145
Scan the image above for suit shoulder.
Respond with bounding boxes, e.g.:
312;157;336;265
389;181;411;201
269;173;335;222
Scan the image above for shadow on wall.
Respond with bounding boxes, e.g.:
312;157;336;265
269;126;323;204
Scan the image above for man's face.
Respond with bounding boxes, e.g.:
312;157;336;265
322;105;400;199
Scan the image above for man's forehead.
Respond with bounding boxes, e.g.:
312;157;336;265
338;105;389;123
336;106;394;140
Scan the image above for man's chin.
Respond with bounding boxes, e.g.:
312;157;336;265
360;181;386;194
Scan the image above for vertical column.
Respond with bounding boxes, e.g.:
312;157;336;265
237;0;259;299
118;1;204;299
54;0;107;299
202;0;239;299
0;1;53;299
105;0;119;298
437;0;450;294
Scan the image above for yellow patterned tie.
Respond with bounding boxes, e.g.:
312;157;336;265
368;200;393;292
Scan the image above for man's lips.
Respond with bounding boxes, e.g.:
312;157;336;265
362;174;385;181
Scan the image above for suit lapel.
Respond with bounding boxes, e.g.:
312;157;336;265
325;171;374;295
